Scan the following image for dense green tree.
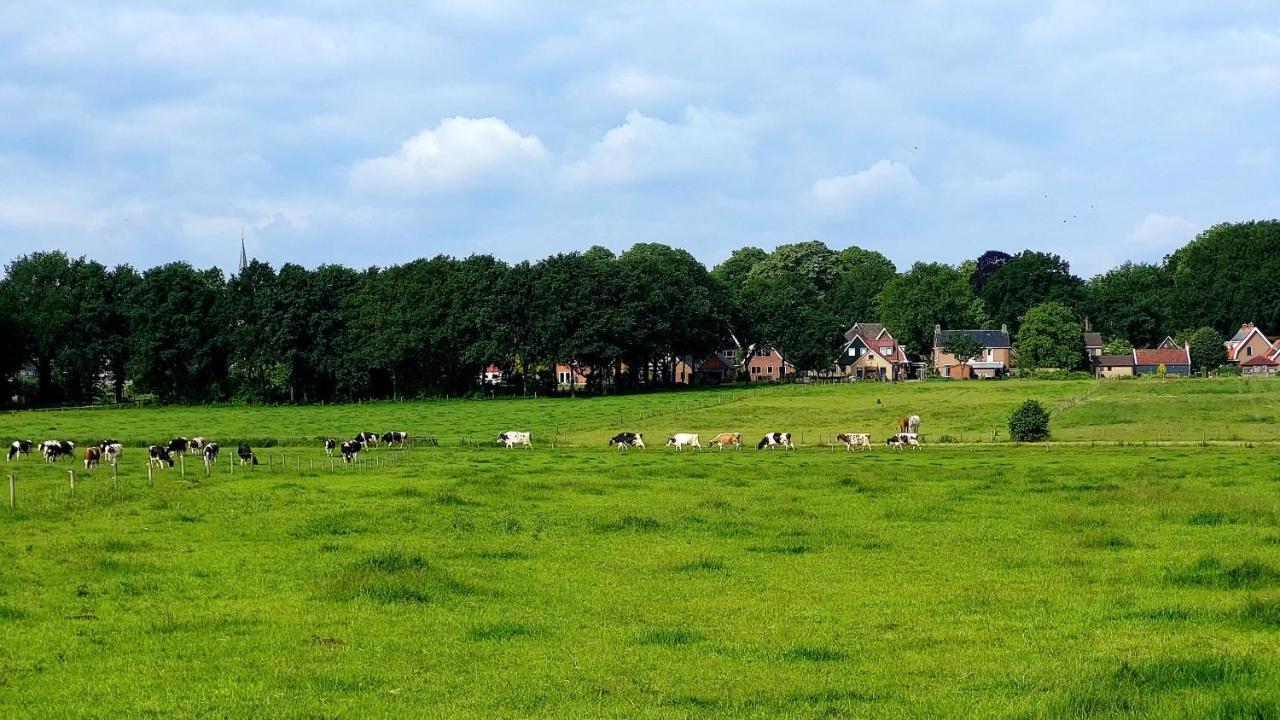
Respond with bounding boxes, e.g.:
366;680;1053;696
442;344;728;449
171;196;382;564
1103;338;1134;355
1016;302;1085;370
829;246;896;324
1166;221;1280;334
980;251;1083;334
129;262;229;402
941;333;985;370
878;262;981;360
1174;327;1226;374
1083;262;1169;348
743;268;841;374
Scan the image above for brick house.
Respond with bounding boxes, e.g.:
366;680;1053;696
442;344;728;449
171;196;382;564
1224;323;1272;365
836;323;910;381
746;346;794;382
695;334;742;384
932;325;1014;379
1133;345;1192;376
1084;331;1104;358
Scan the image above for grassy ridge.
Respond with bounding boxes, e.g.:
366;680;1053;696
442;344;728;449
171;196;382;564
3;377;1279;449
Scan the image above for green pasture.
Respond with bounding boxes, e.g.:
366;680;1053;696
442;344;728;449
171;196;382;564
1;378;1279;718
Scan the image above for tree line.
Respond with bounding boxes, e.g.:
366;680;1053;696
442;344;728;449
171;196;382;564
1;220;1276;406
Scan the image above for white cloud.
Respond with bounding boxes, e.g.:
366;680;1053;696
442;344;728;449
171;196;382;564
350;117;549;196
561;107;753;187
600;68;690;105
810;160;919;213
964;169;1041;197
1126;213;1198;249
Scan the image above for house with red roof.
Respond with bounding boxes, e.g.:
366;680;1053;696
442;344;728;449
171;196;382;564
746;345;794;382
1133;344;1191;376
1240;354;1280;376
836;324;910;381
1224;323;1272;365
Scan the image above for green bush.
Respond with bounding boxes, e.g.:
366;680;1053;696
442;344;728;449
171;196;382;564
1009;399;1050;442
1214;365;1242;377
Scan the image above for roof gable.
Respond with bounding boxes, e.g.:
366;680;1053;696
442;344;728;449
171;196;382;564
1227;325;1270;361
935;328;1011;349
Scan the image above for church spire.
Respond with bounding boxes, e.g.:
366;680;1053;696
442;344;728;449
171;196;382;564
239;227;248;272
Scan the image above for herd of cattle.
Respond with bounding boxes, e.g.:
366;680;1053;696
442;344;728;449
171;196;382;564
5;416;923;468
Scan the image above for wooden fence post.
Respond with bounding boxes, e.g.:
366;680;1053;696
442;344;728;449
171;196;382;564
229;453;233;475
180;453;185;478
69;469;76;497
8;474;14;509
148;462;153;486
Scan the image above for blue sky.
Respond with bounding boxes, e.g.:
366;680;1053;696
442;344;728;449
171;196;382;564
1;2;1277;277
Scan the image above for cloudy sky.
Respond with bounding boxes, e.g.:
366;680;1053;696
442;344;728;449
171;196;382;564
2;2;1277;277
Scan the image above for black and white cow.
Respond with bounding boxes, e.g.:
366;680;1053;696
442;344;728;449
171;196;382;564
355;431;379;448
237;442;259;466
381;431;408;448
608;432;645;451
167;437;190;455
7;440;32;462
189;437;207;454
340;440;362;463
103;442;123;466
496;431;532;449
148;445;175;468
41;440;75;462
324;438;337;456
203;442;220;469
885;433;921;450
757;432;794;450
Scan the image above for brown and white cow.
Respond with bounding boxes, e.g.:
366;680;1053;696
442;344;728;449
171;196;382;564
834;432;871;451
83;447;101;470
707;432;741;450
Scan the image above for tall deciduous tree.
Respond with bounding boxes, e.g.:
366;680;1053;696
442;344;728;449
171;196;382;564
1174;327;1226;373
878;262;981;360
980;251;1083;335
1083;262;1169;348
1016;302;1085;370
1166;221;1280;334
830;246;896;324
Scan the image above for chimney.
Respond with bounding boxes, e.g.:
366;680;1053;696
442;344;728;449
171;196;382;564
1084;316;1091;331
1000;323;1008;335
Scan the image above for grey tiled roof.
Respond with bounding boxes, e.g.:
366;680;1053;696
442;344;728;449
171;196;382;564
934;329;1011;348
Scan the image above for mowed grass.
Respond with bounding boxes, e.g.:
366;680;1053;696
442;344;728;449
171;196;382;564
0;379;1279;717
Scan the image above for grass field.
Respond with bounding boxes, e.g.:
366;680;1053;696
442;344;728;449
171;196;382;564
1;378;1279;718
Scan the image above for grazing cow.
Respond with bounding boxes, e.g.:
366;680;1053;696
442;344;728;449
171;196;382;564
907;415;921;434
189;437;207;454
237;442;259;465
203;442;220;469
496;431;532;449
340;440;361;463
7;440;32;462
834;432;871;451
83;447;101;470
757;432;795;450
886;433;921;450
103;443;123;467
148;445;174;468
381;431;408;448
41;440;75;462
98;439;121;451
665;433;701;451
355;431;379;448
324;438;337;456
708;432;741;450
167;437;189;455
608;432;645;451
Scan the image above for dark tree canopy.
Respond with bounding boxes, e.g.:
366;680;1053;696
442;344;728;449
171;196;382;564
980;251;1083;335
1165;221;1280;335
970;250;1011;293
878;262;982;360
1083;262;1170;349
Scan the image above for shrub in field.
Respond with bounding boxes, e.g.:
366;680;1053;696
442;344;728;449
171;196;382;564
1008;399;1050;442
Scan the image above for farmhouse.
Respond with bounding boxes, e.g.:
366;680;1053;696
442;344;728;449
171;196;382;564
836;323;910;381
1093;354;1135;378
1133;345;1192;376
1224;323;1271;364
932;325;1013;379
695;334;742;384
746;345;794;382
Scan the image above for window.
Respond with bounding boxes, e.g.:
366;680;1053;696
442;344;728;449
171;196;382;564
1247;346;1253;356
767;366;774;374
